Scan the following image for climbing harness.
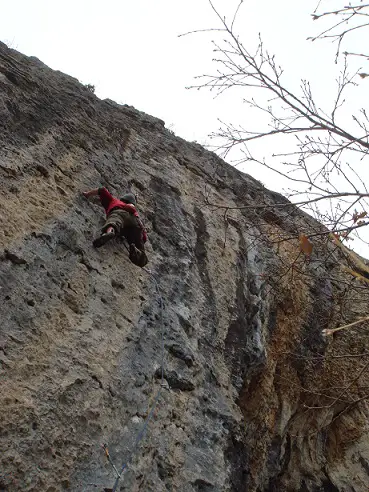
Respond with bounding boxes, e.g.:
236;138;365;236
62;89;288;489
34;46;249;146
102;266;167;492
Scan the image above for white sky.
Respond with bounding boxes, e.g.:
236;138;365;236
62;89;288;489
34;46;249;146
0;0;333;144
1;0;368;255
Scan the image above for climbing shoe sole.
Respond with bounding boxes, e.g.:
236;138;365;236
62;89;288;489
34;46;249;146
93;231;115;248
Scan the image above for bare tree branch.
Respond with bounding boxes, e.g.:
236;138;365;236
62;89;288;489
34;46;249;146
187;1;369;240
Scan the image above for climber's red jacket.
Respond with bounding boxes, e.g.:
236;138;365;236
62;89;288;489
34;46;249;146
98;187;147;243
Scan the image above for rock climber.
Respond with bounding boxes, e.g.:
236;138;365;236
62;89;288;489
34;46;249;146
82;187;148;267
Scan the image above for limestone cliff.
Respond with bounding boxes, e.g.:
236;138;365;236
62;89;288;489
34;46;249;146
0;42;368;492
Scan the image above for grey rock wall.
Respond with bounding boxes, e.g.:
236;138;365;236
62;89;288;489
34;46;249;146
0;42;368;492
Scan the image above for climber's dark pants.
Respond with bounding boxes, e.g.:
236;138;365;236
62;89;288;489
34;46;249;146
102;209;147;266
102;209;144;248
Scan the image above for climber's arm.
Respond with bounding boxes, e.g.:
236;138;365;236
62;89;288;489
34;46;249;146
83;187;114;210
82;188;99;198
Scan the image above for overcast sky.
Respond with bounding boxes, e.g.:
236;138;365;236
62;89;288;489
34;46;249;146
1;0;368;255
0;0;331;144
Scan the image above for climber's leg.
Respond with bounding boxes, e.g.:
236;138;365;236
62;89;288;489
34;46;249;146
93;209;129;248
123;221;148;267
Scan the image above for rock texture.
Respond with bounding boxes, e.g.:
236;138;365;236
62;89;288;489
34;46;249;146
0;42;368;492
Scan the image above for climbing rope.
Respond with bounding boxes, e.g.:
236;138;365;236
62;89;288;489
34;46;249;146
104;265;166;492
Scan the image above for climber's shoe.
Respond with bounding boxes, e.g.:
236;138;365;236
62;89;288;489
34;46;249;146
129;243;140;257
93;230;115;248
129;243;148;267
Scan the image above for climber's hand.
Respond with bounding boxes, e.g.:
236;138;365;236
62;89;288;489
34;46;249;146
82;188;99;199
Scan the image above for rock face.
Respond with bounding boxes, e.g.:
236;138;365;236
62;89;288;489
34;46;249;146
0;42;368;492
